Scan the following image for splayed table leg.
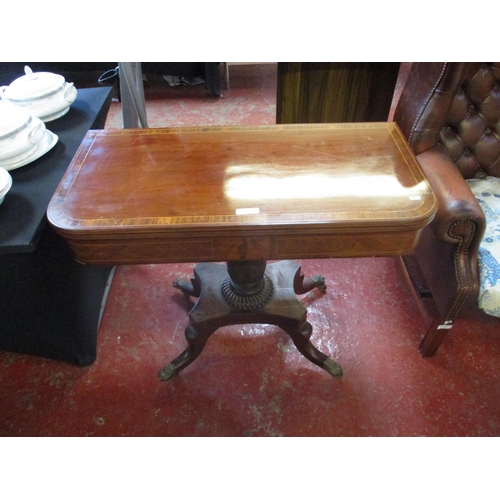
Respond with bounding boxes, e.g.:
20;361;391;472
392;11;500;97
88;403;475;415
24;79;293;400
159;260;343;381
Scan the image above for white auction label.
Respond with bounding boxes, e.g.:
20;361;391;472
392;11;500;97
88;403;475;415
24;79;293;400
235;207;260;215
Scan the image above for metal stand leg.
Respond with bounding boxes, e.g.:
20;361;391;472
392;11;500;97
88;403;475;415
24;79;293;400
118;62;148;129
224;62;230;89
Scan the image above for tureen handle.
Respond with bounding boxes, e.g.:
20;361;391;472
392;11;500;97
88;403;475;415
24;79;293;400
28;120;46;145
24;66;34;79
64;82;77;102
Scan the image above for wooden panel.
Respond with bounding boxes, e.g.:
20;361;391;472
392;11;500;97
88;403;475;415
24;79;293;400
276;62;401;124
66;230;426;266
48;123;437;265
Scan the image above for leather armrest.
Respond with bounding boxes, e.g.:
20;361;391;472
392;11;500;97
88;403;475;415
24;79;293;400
414;148;486;318
416;148;486;245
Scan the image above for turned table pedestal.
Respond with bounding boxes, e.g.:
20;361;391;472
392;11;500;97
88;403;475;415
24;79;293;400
48;123;437;380
162;259;342;381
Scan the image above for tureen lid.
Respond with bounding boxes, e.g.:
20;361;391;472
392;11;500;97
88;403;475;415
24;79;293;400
0;102;31;138
2;66;65;101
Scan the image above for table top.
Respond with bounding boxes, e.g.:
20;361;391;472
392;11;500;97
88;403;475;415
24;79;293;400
48;122;437;264
0;87;113;254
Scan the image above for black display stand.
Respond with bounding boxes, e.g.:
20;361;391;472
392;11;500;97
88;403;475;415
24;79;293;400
0;87;114;365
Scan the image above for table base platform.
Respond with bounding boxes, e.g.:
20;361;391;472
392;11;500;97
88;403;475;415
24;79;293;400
159;260;343;381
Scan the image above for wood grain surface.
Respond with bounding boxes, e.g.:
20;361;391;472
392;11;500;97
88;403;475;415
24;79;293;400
276;63;400;124
48;123;437;264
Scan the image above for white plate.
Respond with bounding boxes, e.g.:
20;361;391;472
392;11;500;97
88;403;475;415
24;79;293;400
39;105;71;123
0;130;58;171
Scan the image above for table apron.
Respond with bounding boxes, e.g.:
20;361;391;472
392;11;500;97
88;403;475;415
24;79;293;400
63;228;425;265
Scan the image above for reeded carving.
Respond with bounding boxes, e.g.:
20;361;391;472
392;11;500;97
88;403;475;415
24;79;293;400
221;274;274;311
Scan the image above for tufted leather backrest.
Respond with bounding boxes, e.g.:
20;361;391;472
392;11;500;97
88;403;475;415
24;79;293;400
394;62;500;179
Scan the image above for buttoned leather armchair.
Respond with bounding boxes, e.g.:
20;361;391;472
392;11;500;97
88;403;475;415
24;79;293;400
394;62;500;356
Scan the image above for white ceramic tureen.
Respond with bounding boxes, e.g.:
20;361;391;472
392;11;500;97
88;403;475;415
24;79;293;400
0;102;47;164
0;66;78;122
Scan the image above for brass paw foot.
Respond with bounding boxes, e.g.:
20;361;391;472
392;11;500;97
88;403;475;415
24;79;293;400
159;364;177;381
323;358;343;377
173;278;200;298
310;275;327;293
295;273;327;294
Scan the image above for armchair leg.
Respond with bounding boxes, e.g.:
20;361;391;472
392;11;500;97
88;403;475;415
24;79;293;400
419;315;453;357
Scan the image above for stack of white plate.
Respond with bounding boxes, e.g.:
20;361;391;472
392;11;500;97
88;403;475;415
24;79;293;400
0;167;12;205
0;101;58;171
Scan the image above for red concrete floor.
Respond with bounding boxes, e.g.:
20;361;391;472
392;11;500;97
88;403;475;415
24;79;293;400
1;64;500;438
2;256;500;437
